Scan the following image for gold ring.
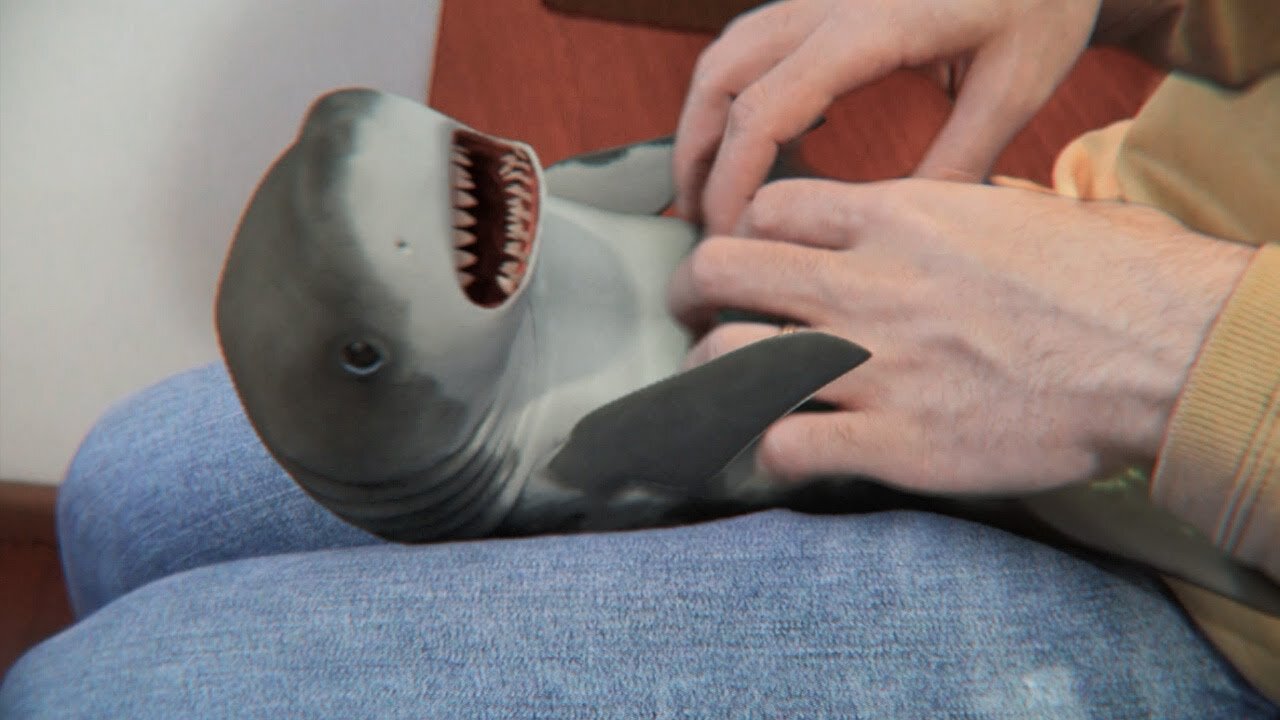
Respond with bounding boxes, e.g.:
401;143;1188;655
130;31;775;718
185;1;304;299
778;324;802;336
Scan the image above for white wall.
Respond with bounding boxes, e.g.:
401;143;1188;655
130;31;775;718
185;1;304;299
0;1;442;483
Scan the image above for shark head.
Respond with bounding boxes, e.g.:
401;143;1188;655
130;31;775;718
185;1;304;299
215;88;544;528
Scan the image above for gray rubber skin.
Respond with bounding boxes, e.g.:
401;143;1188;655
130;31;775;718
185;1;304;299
215;88;1277;615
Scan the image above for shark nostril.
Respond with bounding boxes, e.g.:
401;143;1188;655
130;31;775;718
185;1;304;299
340;340;385;377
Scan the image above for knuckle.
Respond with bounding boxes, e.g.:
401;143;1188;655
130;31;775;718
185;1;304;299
807;255;847;309
742;182;790;235
866;179;922;224
686;238;735;294
883;176;923;200
699;325;747;362
757;427;799;476
756;178;805;208
851;376;891;409
827;416;862;451
792;246;827;283
701;329;732;361
725;89;768;137
690;51;727;96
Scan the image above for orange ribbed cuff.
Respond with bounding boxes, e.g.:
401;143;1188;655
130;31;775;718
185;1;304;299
1152;242;1280;581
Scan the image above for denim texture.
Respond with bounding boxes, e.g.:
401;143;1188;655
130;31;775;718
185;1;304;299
55;365;377;616
2;364;1275;718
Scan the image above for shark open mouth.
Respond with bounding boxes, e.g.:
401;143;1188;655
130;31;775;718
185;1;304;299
450;129;539;307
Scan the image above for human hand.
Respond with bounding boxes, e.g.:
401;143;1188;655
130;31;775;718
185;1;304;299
667;179;1254;494
673;0;1103;233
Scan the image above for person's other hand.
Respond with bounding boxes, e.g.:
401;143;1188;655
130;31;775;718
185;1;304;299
673;0;1102;233
667;179;1254;494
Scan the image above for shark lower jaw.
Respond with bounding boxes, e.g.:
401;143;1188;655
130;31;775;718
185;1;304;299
449;129;540;308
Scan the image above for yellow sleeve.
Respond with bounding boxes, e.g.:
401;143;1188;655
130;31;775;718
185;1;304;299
1055;11;1280;698
1114;71;1279;246
1113;63;1279;584
1151;243;1280;582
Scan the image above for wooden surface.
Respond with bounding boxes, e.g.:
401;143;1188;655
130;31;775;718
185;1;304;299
1;480;59;546
1;0;1164;683
434;0;1164;186
543;0;767;32
1;482;71;679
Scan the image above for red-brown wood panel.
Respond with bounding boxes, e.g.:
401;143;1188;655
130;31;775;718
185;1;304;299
430;0;709;166
1;483;72;678
432;0;1164;185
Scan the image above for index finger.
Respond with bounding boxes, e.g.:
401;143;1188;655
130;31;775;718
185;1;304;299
700;27;899;234
673;4;817;222
738;178;874;249
665;235;840;332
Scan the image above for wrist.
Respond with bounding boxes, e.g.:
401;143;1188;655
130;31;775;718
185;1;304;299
1116;234;1255;465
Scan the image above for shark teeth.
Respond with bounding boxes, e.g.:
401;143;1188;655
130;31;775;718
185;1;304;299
451;162;475;189
504;239;528;260
498;153;529;175
454;189;478;208
449;131;540;307
505;183;532;203
507;201;532;223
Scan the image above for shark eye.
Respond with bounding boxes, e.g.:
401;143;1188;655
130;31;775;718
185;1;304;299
340;341;385;377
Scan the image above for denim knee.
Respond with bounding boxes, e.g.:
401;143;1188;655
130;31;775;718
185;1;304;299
59;363;377;615
7;511;1272;719
58;365;247;612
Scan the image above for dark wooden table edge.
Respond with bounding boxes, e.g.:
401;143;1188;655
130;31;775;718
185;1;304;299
0;480;60;547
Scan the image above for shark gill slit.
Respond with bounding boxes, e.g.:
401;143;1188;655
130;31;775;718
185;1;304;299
364;452;521;542
302;402;517;517
302;425;517;541
298;331;538;540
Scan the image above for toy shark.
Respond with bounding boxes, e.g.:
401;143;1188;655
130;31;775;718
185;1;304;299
215;88;877;543
216;88;1279;615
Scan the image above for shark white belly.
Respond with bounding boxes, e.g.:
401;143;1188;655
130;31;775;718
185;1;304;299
515;198;694;464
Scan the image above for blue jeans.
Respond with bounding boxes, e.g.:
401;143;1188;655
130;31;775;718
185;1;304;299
1;365;1274;718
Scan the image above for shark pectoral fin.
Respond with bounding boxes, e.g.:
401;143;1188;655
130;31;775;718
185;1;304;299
547;332;871;496
545;136;676;215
